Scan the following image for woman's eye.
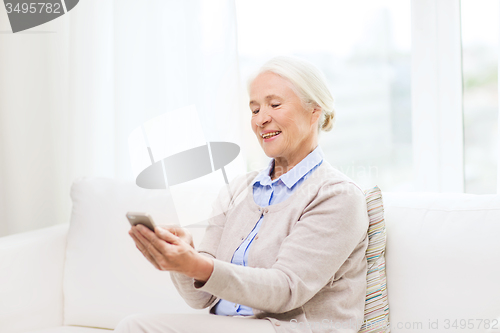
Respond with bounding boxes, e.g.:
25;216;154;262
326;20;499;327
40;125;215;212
271;104;280;108
252;109;259;115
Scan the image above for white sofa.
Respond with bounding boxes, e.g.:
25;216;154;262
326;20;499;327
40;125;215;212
1;177;500;333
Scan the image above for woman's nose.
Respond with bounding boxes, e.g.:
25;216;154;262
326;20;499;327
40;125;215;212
255;111;271;127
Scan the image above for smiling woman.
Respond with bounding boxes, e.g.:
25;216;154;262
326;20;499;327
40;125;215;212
248;56;335;179
115;56;369;333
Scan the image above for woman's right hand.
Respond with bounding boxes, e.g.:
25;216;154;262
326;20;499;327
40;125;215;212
129;224;212;281
157;225;194;249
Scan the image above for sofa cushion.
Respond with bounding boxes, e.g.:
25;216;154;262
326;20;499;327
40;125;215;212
63;177;207;330
383;192;500;333
359;186;390;333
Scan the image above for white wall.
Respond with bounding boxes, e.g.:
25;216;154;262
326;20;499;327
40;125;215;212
0;0;243;237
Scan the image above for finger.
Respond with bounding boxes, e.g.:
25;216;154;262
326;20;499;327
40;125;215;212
131;224;169;247
134;226;178;264
135;224;156;238
132;226;153;249
136;224;173;248
148;230;177;259
130;229;161;269
145;239;172;270
134;226;179;269
134;225;167;253
130;230;155;262
129;229;148;251
137;229;178;271
158;224;180;236
129;231;149;257
155;227;181;245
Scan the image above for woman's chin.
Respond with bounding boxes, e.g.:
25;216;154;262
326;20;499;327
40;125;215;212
259;140;285;159
261;148;281;159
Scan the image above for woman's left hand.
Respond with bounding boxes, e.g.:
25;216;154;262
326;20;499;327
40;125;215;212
129;225;213;282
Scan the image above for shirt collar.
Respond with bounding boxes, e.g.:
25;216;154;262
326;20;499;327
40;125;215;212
252;146;324;189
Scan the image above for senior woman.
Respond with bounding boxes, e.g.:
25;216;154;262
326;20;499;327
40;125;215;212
115;56;369;333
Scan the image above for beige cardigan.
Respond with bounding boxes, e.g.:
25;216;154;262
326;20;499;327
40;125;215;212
170;161;369;333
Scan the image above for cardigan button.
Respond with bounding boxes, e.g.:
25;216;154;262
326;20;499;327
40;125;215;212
255;235;259;240
275;321;281;326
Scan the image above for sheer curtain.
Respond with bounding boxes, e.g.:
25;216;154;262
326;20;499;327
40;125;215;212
0;0;242;236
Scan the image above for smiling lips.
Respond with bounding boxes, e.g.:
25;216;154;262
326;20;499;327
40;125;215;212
261;131;282;139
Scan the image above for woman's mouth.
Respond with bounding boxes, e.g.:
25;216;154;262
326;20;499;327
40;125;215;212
261;131;281;141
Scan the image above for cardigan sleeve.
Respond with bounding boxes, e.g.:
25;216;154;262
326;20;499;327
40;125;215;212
193;181;369;314
169;174;252;310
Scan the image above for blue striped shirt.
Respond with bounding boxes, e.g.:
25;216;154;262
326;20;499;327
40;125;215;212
214;146;324;316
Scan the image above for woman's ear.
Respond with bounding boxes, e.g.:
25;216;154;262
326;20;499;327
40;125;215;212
310;104;322;126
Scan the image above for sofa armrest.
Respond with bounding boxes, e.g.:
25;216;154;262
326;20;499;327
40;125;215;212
0;224;69;333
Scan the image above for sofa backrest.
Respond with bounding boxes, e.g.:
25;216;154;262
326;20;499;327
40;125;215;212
383;192;500;333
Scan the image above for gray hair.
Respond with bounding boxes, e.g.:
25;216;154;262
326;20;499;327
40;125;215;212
248;56;335;132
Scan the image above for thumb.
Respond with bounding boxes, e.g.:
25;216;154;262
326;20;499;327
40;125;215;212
159;224;181;236
155;227;180;245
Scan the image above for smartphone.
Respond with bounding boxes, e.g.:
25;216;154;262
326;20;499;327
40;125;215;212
126;212;157;232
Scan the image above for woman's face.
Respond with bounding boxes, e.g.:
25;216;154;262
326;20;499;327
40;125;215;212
249;71;320;164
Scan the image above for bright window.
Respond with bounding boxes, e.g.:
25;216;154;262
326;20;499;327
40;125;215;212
236;0;412;191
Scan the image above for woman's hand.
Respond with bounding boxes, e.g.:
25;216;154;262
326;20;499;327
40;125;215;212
129;224;213;283
157;225;195;249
